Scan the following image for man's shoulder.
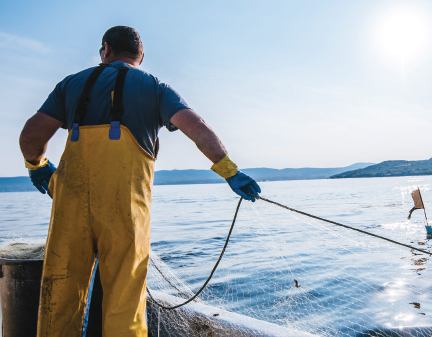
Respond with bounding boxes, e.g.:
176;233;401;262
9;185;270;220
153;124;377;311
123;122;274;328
122;66;163;92
128;66;159;82
57;66;99;88
59;64;161;91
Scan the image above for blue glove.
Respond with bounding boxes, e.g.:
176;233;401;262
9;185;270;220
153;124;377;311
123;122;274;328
226;171;261;202
28;160;56;198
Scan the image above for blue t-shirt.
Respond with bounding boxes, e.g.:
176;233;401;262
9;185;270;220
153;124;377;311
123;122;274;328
39;61;189;157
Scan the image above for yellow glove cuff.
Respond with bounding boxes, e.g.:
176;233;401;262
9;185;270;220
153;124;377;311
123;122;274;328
211;155;238;179
25;158;49;170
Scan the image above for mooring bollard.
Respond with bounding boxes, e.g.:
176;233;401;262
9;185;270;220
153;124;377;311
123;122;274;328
0;258;43;337
0;258;103;337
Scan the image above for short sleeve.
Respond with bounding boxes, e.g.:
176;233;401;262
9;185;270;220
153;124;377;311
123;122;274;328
38;80;67;128
158;83;190;132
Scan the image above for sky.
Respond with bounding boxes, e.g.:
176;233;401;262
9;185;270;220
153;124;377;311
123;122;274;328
2;0;432;177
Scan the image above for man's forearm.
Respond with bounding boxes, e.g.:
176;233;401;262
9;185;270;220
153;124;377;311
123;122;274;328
20;122;48;165
171;109;228;164
188;120;227;164
19;112;63;165
20;135;47;164
170;108;261;201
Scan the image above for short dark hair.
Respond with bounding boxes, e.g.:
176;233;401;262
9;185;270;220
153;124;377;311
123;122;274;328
102;26;143;59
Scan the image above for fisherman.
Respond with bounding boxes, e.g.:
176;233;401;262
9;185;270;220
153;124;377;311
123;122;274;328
19;26;261;337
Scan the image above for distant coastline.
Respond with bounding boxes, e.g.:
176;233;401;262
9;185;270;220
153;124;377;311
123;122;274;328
0;162;373;192
330;158;432;179
8;158;430;193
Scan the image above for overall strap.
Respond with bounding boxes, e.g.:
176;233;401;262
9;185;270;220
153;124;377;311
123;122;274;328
109;67;130;140
71;64;108;142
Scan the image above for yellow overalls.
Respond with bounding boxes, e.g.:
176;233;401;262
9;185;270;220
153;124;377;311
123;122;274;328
37;65;154;337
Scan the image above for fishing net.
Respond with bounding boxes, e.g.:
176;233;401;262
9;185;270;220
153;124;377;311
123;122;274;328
0;241;45;260
146;195;432;337
1;182;431;336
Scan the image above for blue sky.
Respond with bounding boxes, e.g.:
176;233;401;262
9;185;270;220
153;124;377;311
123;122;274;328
2;0;432;176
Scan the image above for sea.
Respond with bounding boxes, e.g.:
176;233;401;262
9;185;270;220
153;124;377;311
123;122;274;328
1;176;432;336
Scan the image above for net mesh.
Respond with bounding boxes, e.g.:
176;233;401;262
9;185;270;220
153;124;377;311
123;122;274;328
146;197;432;337
0;240;45;259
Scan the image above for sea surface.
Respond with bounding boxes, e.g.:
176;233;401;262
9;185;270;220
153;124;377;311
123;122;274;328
1;176;432;336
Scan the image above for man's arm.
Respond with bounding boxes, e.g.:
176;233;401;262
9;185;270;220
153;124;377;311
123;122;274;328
170;109;261;201
170;109;227;164
20;112;62;196
20;112;63;165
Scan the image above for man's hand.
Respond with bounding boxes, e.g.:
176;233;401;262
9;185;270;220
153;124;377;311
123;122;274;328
227;171;261;202
28;160;57;197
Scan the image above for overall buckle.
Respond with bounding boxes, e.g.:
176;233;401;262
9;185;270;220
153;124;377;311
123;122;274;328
71;123;80;142
109;121;121;140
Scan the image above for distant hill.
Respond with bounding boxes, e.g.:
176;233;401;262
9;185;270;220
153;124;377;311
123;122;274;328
0;162;374;192
153;163;373;185
0;177;34;192
330;159;432;179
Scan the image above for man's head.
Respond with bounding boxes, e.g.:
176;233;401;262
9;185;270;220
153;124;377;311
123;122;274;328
100;26;144;66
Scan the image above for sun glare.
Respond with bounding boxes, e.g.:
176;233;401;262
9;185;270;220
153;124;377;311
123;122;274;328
373;5;431;76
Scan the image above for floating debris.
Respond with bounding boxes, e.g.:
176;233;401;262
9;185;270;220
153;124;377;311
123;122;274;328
414;258;428;265
410;302;421;309
411;268;425;275
294;279;300;288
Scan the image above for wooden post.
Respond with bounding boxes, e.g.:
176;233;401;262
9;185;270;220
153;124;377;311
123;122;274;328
418;187;429;226
417;187;432;235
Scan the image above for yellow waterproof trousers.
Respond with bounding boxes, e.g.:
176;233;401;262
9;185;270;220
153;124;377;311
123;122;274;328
37;125;154;337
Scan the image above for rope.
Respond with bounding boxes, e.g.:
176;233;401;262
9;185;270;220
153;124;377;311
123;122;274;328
147;198;243;310
148;193;432;311
251;194;432;257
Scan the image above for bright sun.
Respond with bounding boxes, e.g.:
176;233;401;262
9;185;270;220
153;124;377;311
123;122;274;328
374;5;430;73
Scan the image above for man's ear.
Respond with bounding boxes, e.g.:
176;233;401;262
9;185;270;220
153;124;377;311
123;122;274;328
139;53;144;65
104;42;112;58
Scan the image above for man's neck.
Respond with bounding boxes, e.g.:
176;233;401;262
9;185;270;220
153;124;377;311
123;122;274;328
104;56;140;68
